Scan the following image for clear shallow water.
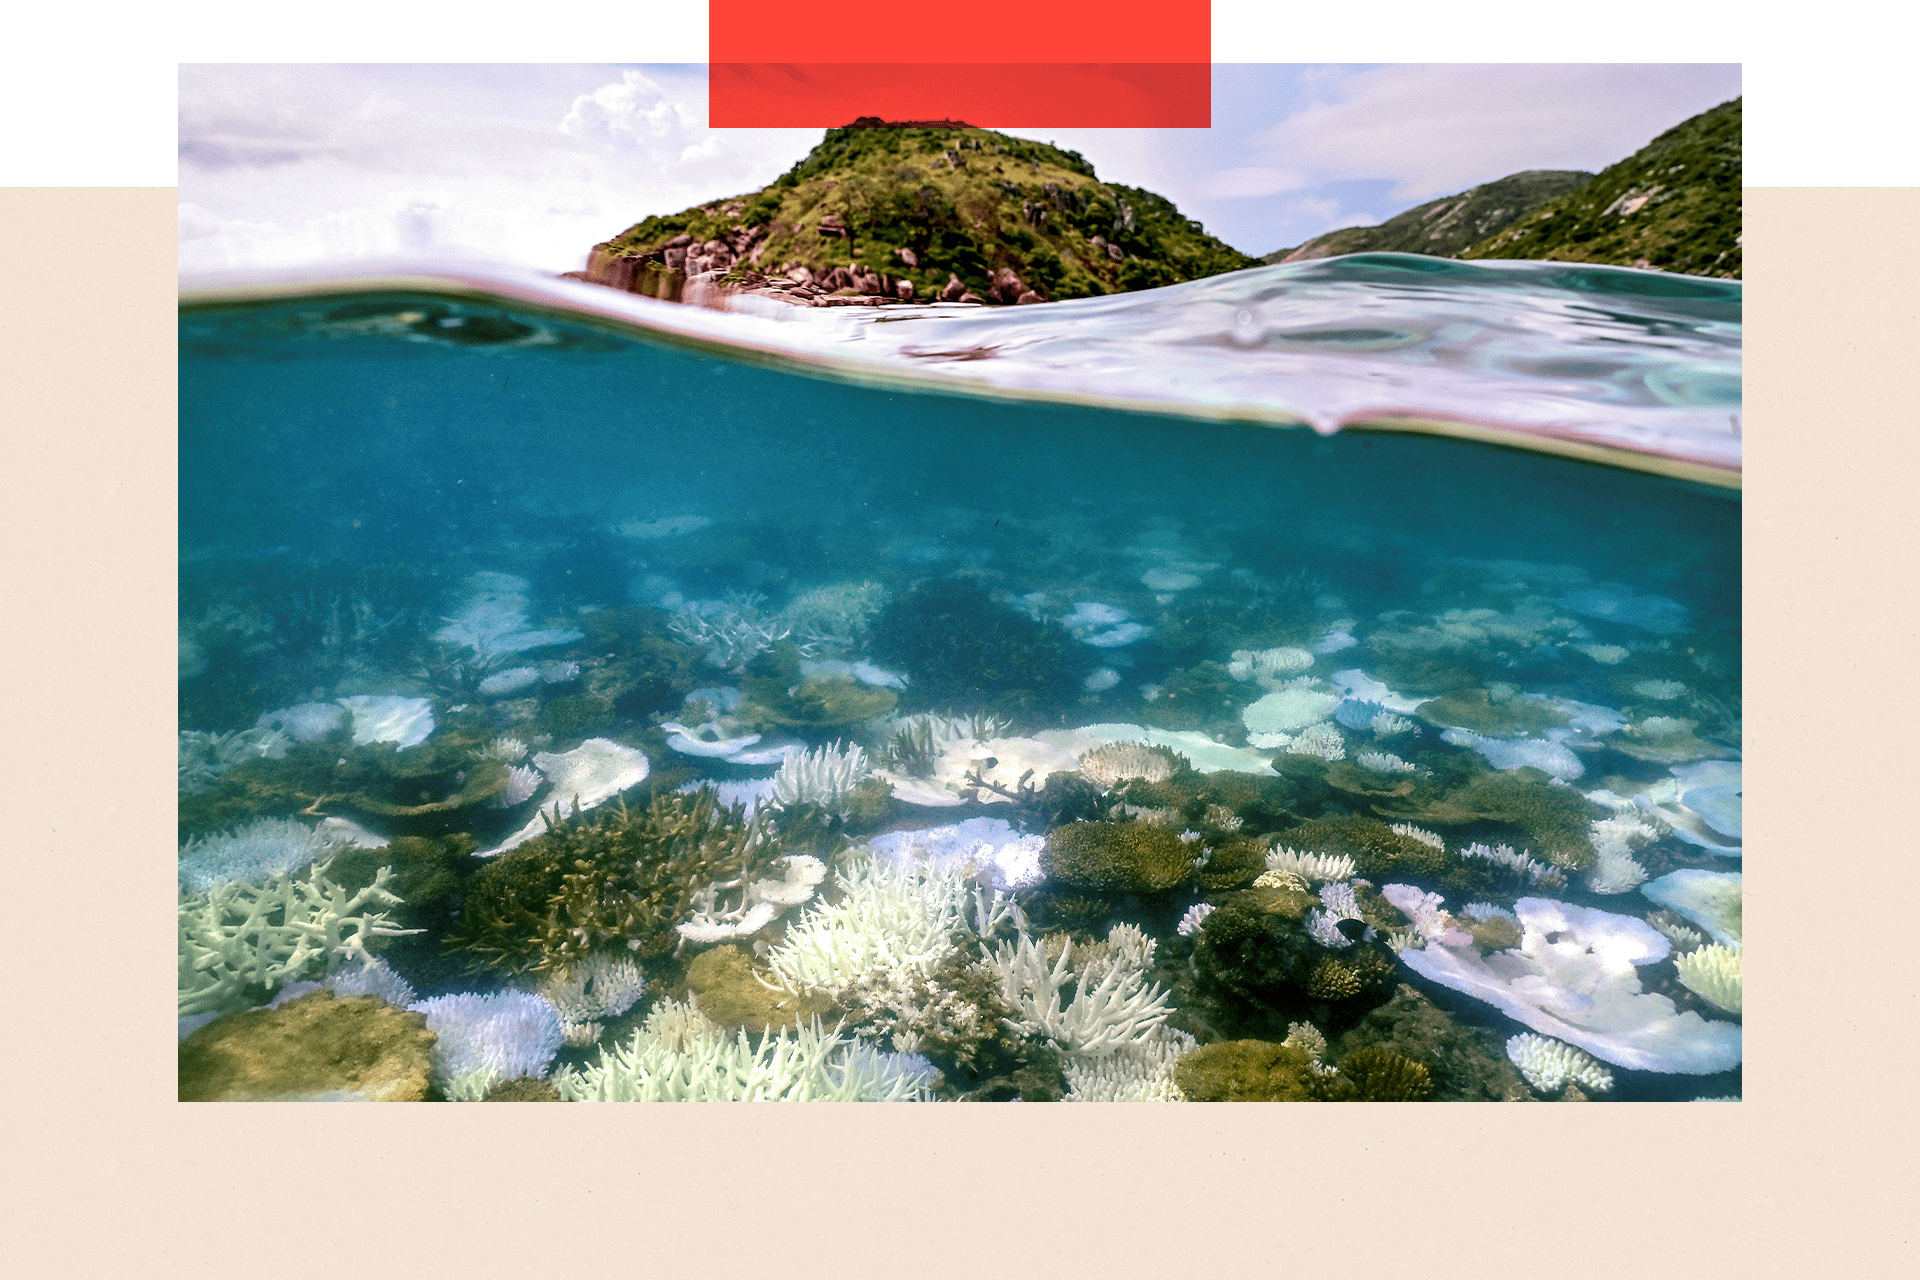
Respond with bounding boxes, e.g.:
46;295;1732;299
179;266;1739;1102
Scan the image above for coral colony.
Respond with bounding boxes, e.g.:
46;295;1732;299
181;528;1740;1101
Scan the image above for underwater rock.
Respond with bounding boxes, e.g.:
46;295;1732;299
178;989;435;1101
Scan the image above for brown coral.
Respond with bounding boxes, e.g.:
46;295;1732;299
1041;820;1197;893
453;790;780;974
1172;1040;1318;1101
1308;1045;1433;1101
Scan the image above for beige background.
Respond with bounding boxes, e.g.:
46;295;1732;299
1;185;1910;1273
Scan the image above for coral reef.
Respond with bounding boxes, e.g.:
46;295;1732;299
1674;943;1742;1016
1172;1039;1319;1101
1395;893;1741;1073
986;925;1174;1057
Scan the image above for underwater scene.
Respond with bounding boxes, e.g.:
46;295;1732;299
178;257;1741;1102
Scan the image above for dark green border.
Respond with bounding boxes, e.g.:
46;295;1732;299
3;1;1889;188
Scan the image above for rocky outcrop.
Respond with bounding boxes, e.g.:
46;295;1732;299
178;989;436;1101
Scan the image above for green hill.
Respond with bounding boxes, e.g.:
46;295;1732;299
1460;98;1741;278
584;118;1260;305
1262;169;1593;264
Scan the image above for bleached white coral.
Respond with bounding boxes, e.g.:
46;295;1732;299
1281;1021;1328;1063
1263;846;1357;884
1077;741;1177;787
178;816;352;894
535;952;650;1047
1242;678;1344;735
1175;902;1216;937
1632;679;1688;700
1584;848;1650;895
763;854;971;996
1458;842;1560;887
1356;750;1417;774
1389;823;1445;850
1370;711;1416;737
770;741;872;813
986;926;1173;1058
1063;1026;1196;1102
677;854;829;946
1285;721;1346;761
177;859;421;1016
1227;646;1315;688
555;1019;934;1102
1506;1032;1615;1094
1579;644;1631;665
412;990;566;1101
780;581;887;655
1675;943;1741;1016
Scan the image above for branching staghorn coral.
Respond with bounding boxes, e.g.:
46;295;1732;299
985;925;1173;1058
668;592;810;668
762;853;974;998
455;791;781;974
1261;846;1357;884
770;741;872;814
178;858;420;1016
1062;1025;1197;1101
554;1018;934;1102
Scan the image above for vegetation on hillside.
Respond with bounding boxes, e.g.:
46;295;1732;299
1460;98;1741;278
591;119;1259;303
1262;170;1594;264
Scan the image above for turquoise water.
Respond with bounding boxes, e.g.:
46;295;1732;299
178;262;1739;1102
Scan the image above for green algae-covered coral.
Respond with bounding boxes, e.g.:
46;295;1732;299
178;859;420;1016
1444;768;1601;871
454;790;780;974
1307;1045;1434;1101
1040;820;1198;892
1171;1039;1318;1101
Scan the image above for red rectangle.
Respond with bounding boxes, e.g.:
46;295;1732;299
709;63;1211;128
708;2;1210;64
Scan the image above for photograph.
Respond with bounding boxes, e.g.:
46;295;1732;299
175;62;1743;1104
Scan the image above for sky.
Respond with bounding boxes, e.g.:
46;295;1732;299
178;63;1741;275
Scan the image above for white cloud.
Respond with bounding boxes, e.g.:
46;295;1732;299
1255;64;1741;201
1200;165;1312;199
558;70;698;142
